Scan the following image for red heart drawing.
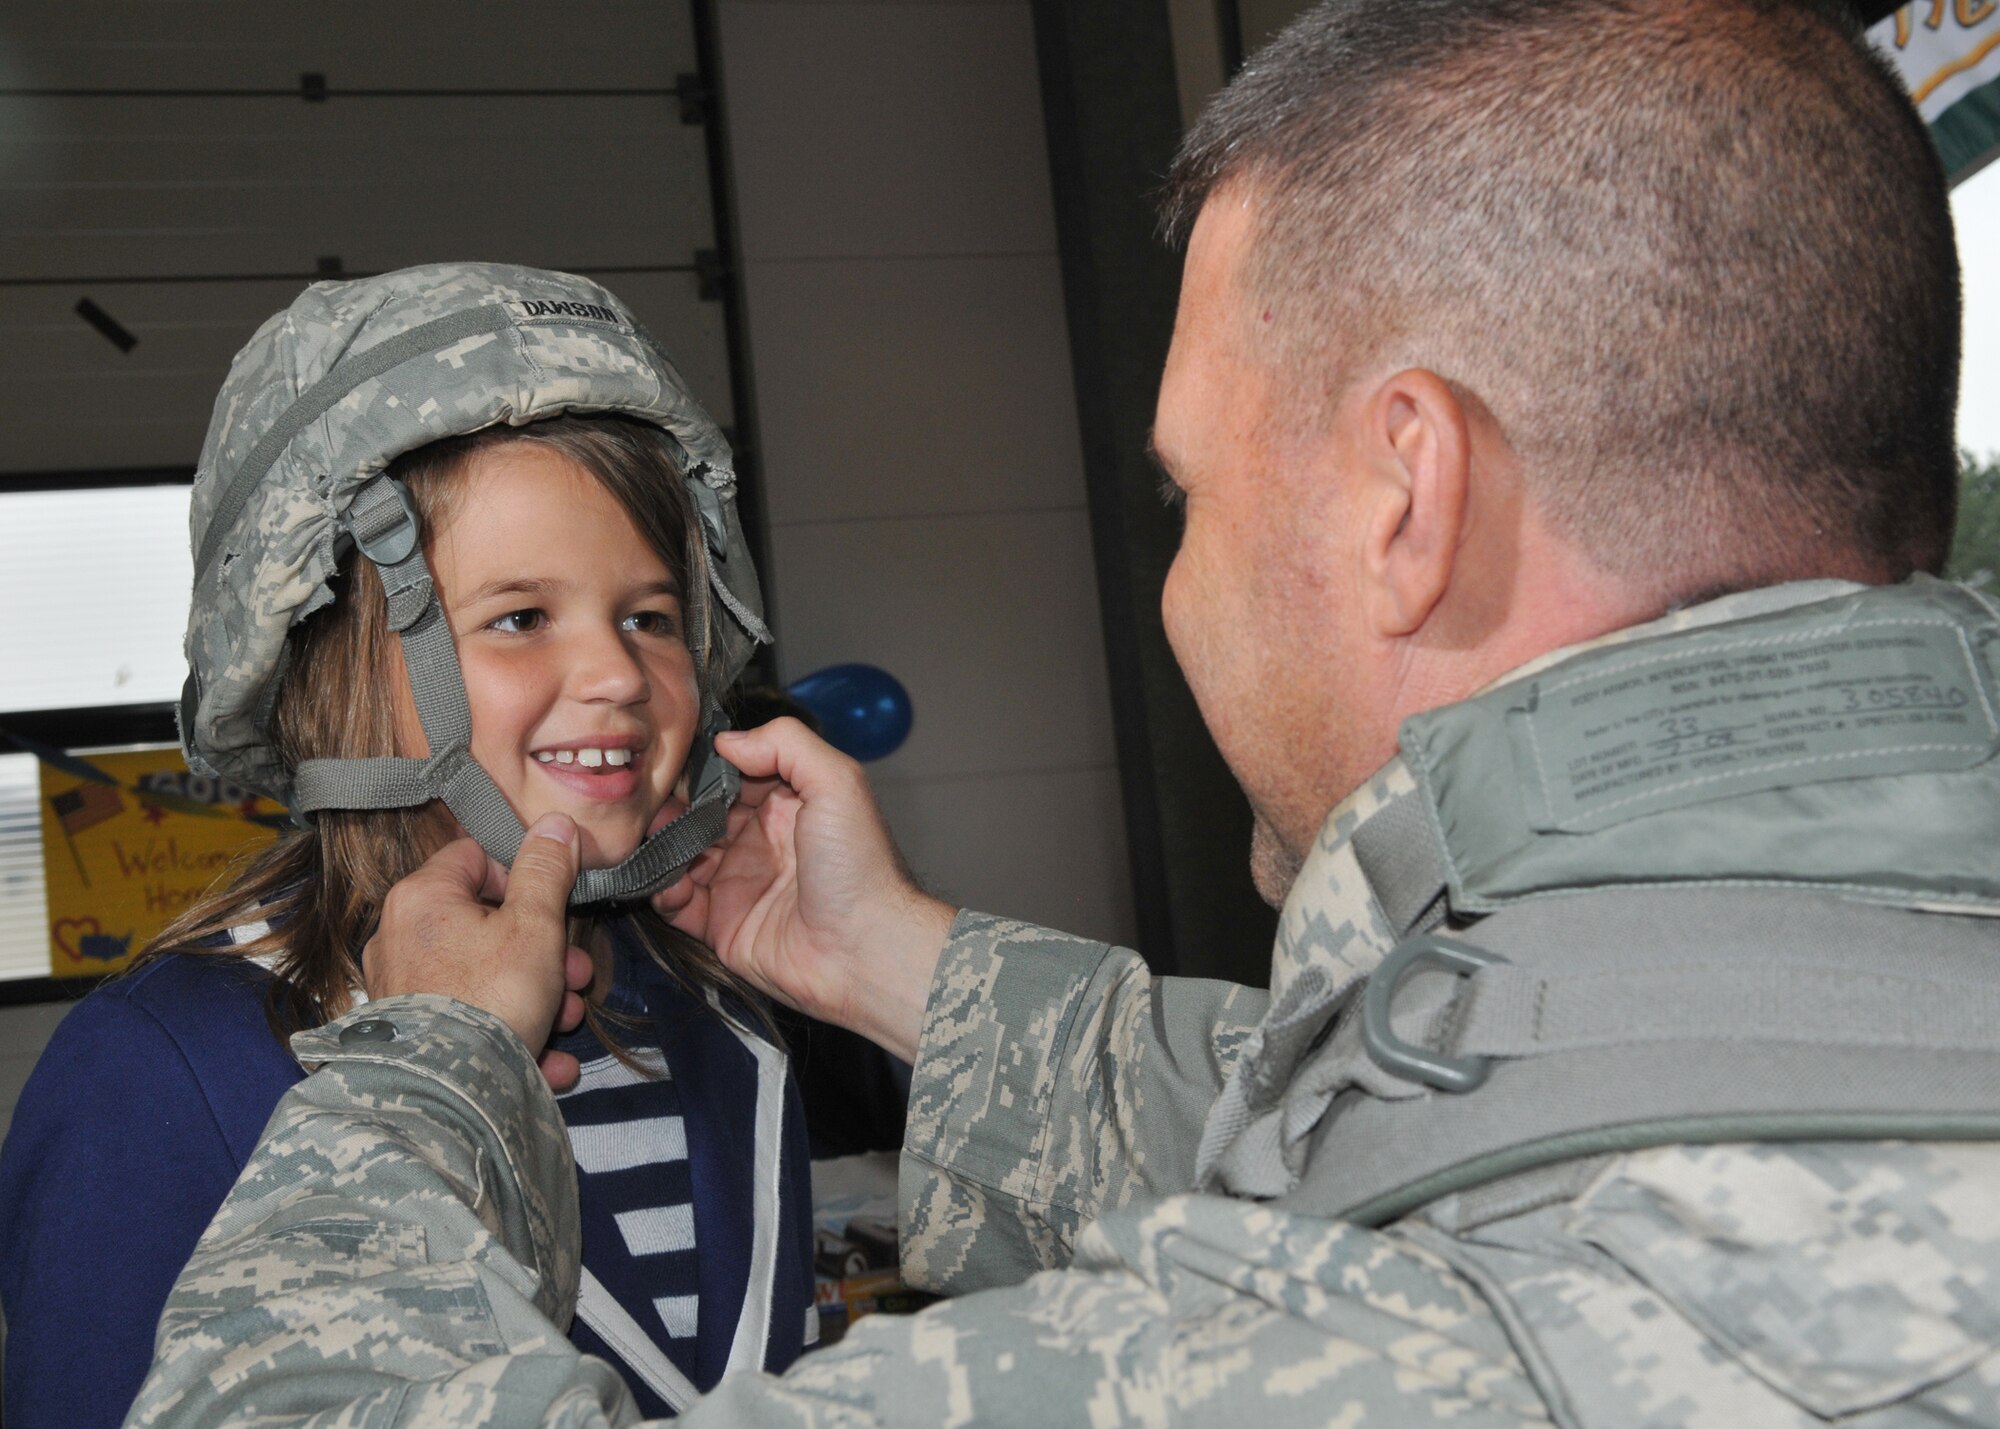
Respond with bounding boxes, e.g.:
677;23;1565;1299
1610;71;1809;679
51;916;102;963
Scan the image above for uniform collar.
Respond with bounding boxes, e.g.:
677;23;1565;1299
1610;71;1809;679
1270;577;1872;1005
1197;578;1884;1196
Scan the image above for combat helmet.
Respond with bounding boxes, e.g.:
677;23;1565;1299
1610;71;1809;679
180;262;769;904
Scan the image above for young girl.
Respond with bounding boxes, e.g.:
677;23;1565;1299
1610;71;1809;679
0;265;814;1427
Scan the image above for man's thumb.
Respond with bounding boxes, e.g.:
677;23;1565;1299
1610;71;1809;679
506;813;581;916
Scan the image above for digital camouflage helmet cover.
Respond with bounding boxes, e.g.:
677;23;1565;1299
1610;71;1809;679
180;262;769;904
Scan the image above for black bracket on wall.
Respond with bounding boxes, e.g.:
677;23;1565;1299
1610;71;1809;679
74;298;138;354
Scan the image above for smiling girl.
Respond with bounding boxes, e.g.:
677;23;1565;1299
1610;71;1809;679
0;267;814;1428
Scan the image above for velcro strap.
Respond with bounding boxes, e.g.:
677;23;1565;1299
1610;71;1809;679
565;701;741;903
436;752;527;857
292;747;484;817
572;771;737;905
377;549;436;634
1349;789;1448;937
296;740;738;906
1445;961;2000;1058
293;756;435;812
1281;886;2000;1228
396;602;472;747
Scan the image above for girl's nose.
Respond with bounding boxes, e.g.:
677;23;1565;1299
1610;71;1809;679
570;626;650;704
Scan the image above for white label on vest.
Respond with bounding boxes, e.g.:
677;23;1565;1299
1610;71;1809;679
1508;617;2000;832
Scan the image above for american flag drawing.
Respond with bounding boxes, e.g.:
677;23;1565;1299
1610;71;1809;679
50;782;124;885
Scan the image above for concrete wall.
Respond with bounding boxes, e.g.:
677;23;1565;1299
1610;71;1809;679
717;0;1138;946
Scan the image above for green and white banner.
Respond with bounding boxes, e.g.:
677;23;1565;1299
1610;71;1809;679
1872;3;2000;183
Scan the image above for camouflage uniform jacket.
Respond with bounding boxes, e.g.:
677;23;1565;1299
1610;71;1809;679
133;578;2000;1427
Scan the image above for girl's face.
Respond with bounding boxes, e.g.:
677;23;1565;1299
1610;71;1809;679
399;442;700;869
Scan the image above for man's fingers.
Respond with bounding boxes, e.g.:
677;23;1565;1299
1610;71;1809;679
554;988;586;1035
716;719;858;800
713;722;785;779
714;719;810;781
502;813;581;922
409;836;498;899
652;864;700;915
652;874;696;918
539;1048;581;1093
728;772;783;812
477;851;511;905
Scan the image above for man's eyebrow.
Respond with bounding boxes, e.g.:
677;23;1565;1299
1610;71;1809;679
1144;428;1171;476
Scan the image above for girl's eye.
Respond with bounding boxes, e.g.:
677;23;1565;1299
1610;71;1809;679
622;609;682;638
489;609;545;634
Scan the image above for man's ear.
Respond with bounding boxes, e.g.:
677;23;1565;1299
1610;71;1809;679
1357;368;1471;638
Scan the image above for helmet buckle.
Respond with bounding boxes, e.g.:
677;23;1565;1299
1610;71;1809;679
341;475;422;568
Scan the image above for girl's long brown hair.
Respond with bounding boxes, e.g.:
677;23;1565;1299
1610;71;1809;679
133;414;765;1055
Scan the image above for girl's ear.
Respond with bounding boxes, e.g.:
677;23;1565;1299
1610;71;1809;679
1357;368;1471;639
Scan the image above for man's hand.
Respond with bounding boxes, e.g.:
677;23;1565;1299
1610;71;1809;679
364;813;595;1090
653;719;954;1063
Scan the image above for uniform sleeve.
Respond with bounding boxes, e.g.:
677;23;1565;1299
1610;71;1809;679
0;990;244;1429
127;994;619;1428
896;912;1267;1294
681;1195;1550;1429
131;993;1546;1428
130;995;1550;1429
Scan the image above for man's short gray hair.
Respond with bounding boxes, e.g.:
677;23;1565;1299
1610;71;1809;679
1164;0;1961;597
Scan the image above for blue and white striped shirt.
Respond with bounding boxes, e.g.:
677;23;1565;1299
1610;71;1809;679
552;925;817;1416
561;1039;704;1351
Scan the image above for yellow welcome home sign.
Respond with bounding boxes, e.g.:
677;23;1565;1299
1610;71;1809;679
37;747;284;978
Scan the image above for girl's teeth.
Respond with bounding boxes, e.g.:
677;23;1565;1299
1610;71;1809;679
536;747;637;770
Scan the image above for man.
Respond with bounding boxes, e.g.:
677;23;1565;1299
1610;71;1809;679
133;0;2000;1424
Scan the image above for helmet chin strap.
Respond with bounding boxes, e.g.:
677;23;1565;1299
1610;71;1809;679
289;473;738;906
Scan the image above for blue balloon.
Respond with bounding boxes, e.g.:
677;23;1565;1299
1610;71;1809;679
786;663;913;762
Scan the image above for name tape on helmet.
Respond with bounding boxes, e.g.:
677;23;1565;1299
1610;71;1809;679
503;298;630;329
